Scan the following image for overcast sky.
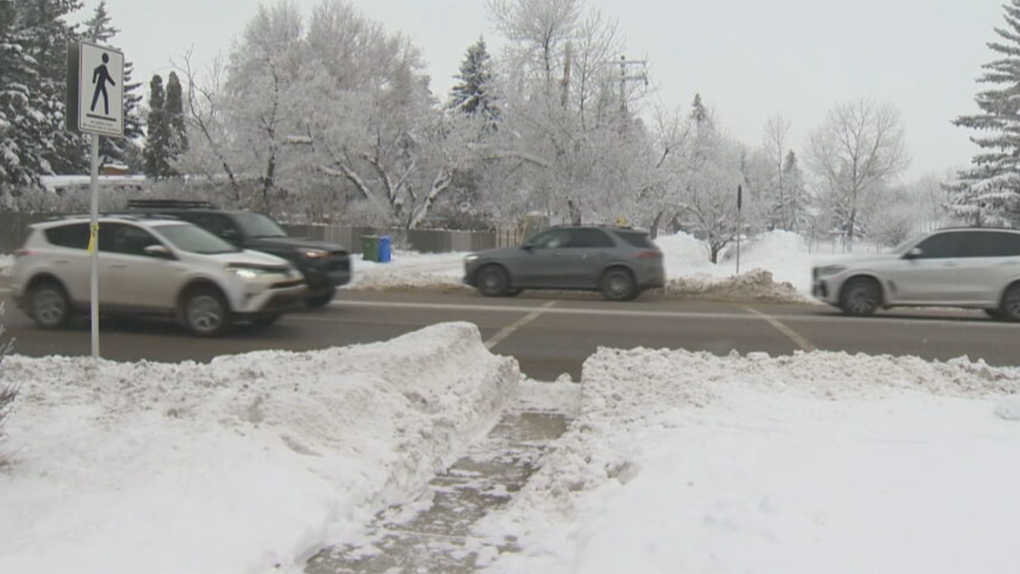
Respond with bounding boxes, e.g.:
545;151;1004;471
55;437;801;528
89;0;1006;180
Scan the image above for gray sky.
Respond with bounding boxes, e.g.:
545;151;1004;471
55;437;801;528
91;0;1005;180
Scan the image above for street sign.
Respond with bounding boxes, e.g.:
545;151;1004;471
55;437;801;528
67;40;124;138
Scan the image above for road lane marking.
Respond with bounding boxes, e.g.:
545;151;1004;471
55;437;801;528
484;301;557;350
743;307;817;351
329;300;1018;329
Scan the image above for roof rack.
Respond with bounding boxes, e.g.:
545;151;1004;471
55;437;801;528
126;199;217;210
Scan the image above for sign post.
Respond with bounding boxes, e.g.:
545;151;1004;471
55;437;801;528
66;40;125;359
736;184;743;276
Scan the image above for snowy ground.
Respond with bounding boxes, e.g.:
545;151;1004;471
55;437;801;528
0;323;519;574
478;348;1020;574
0;254;11;277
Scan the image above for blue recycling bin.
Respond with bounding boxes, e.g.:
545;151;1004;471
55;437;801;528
378;235;392;263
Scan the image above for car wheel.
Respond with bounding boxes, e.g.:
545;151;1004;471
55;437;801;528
182;287;231;337
984;308;1005;320
600;268;637;301
306;291;335;308
251;313;281;327
1001;284;1020;322
30;280;73;329
476;265;511;297
840;277;882;317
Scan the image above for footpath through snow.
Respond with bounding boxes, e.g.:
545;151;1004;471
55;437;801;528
478;348;1020;573
0;322;519;574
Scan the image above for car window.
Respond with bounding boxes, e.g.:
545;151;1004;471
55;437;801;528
233;213;287;239
158;223;240;254
191;213;239;242
529;229;571;249
565;229;614;248
983;232;1020;257
44;223;89;249
914;233;959;259
101;223;162;257
616;231;654;248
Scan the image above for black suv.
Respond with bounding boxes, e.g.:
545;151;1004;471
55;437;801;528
126;200;351;308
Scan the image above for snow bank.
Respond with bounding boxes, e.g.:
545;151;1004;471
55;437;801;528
0;322;520;574
663;269;802;303
481;348;1020;573
0;254;11;277
344;250;468;293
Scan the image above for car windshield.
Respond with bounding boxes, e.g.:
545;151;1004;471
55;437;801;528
158;223;240;254
233;213;288;238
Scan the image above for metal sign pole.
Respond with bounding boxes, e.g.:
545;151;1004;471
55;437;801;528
736;184;742;275
89;133;100;359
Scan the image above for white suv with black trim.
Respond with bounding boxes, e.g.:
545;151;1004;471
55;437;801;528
10;215;307;336
812;227;1020;320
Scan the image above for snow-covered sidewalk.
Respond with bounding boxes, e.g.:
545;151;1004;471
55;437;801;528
0;323;519;574
479;348;1020;573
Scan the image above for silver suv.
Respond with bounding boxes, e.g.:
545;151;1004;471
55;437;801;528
464;226;664;301
812;227;1020;320
10;215;307;336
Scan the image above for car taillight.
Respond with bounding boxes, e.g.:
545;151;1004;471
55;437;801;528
636;250;661;259
13;249;31;258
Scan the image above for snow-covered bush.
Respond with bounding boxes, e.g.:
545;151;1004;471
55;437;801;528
0;303;17;467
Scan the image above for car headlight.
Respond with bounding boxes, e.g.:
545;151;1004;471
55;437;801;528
228;265;272;279
302;249;329;259
465;254;479;263
816;265;847;277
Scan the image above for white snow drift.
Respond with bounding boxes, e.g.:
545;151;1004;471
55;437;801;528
481;348;1020;574
0;322;520;574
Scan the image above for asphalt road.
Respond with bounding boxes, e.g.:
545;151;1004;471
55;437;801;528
3;279;1020;380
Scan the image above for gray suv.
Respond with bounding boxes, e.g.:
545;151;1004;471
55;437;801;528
463;226;664;301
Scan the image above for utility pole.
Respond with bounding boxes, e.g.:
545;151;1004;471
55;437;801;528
615;54;648;113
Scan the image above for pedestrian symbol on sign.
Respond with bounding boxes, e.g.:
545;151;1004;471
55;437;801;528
90;53;116;115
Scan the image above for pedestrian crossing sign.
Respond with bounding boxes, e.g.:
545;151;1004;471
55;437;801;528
67;40;124;138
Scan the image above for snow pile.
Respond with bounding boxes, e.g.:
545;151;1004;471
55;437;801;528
662;269;802;303
480;348;1020;573
0;322;520;574
0;254;11;277
345;250;466;292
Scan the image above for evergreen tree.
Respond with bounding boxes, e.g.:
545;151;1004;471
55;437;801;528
165;72;188;162
15;0;86;176
780;150;810;232
449;37;499;123
83;0;143;169
950;0;1020;226
0;0;50;201
143;74;174;179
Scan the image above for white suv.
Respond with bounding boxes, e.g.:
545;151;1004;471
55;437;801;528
10;215;307;336
812;228;1020;320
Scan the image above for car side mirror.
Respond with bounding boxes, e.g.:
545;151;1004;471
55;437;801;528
521;243;533;252
220;228;240;244
904;247;923;260
144;244;173;259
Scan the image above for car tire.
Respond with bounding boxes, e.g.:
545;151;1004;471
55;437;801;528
984;308;1006;320
29;280;73;329
181;286;232;337
839;277;882;317
476;265;511;297
600;268;638;301
306;291;335;308
1001;283;1020;322
251;313;281;327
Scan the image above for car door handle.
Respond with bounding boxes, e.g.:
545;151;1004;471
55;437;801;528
110;263;128;269
52;259;69;265
942;262;957;268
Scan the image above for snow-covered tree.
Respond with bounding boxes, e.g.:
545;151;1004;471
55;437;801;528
449;37;499;123
949;0;1020;227
674;95;743;263
808;99;909;251
165;72;188;162
0;0;49;203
